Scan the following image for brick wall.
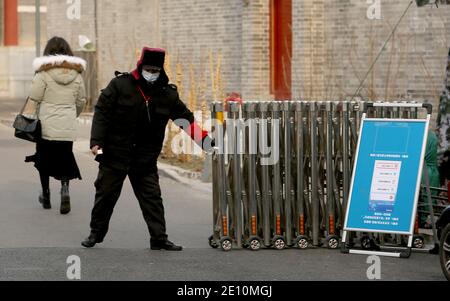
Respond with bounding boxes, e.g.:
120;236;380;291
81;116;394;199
45;0;274;104
46;0;96;52
95;0;159;89
159;0;244;105
241;0;271;101
46;0;159;90
44;0;450;119
293;0;450;119
292;0;326;100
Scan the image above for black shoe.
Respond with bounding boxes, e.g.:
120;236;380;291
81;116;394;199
60;183;71;215
150;239;183;251
81;233;103;248
38;191;51;209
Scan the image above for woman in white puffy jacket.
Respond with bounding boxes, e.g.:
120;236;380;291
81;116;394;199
26;37;86;214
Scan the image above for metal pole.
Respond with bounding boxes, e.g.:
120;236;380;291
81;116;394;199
245;102;258;239
283;101;293;246
310;102;320;246
271;102;285;249
210;103;219;240
259;102;271;247
35;0;41;57
342;102;350;211
295;102;307;246
423;160;440;246
229;101;242;248
326;102;335;239
211;102;224;244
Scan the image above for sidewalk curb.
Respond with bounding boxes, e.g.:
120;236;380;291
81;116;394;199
0;116;14;128
2;115;211;193
73;138;212;193
158;161;202;180
157;162;212;194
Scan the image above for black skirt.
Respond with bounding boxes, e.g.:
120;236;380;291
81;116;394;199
25;139;82;181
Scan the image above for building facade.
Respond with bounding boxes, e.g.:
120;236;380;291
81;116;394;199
2;0;450;120
0;0;48;98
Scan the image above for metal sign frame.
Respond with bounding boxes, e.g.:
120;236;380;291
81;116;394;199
341;102;432;258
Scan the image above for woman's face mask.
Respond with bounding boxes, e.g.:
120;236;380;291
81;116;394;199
142;70;160;83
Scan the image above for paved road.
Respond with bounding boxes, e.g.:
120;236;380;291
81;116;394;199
0;120;446;281
0;247;444;281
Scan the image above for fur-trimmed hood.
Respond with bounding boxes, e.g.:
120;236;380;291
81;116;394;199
33;55;87;85
33;55;87;73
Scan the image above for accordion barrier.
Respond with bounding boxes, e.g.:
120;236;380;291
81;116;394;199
208;100;441;252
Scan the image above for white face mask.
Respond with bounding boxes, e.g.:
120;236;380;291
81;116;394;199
142;70;160;83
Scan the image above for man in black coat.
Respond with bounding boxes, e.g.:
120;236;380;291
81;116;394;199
81;47;214;251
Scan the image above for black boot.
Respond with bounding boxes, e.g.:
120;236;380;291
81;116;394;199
150;238;183;251
38;190;51;209
81;233;104;248
60;181;71;215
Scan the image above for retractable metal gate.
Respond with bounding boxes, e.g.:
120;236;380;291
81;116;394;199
209;100;427;251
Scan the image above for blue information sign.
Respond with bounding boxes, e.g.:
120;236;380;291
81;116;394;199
344;118;429;235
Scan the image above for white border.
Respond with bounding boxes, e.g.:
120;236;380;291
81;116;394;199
359;118;427;123
343;116;430;236
372;103;423;108
409;115;430;234
342;113;366;233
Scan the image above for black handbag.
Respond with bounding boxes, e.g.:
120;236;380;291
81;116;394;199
13;98;41;143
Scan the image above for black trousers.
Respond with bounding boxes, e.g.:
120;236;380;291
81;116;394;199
89;164;167;241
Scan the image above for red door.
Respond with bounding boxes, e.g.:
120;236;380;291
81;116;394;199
270;0;292;101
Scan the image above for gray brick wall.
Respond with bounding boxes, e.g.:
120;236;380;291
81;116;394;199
46;0;159;90
95;0;159;89
293;0;450;120
241;0;270;101
160;0;244;104
292;0;326;100
44;0;450;120
46;0;96;52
